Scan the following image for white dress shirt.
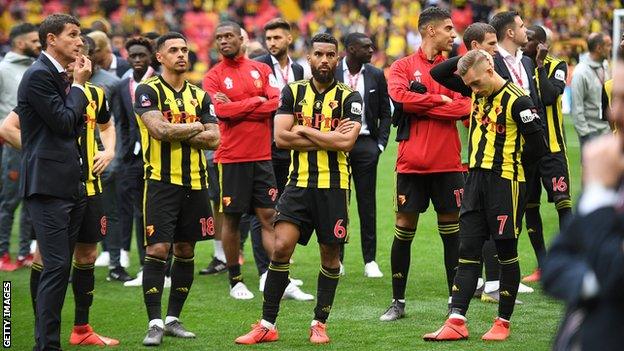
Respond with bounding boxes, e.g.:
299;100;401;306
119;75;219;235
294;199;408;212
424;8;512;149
42;50;85;93
342;57;369;135
497;45;530;95
271;55;294;90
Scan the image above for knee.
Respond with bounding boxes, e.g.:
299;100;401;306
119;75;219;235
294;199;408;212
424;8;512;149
146;243;170;259
395;212;417;230
173;242;195;258
73;244;98;265
458;240;483;261
272;238;291;261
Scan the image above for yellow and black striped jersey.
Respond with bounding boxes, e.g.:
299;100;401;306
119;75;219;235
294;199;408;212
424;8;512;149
80;82;111;196
536;55;568;153
602;78;613;122
276;79;362;189
468;81;542;181
134;75;217;190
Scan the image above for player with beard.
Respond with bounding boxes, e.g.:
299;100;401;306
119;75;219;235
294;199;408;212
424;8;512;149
134;32;220;346
235;33;362;345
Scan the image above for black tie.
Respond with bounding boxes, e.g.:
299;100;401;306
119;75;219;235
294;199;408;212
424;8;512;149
60;71;71;95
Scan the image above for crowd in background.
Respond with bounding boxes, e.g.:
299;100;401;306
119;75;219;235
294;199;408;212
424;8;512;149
0;0;621;83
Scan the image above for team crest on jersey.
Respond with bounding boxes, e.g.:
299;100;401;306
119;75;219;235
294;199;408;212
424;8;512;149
190;99;198;107
224;77;233;89
413;70;422;83
140;94;151;107
494;105;502;115
254;79;263;88
175;98;184;107
250;70;260;79
329;100;339;110
146;225;155;237
89;100;96;109
314;100;322;110
398;195;407;205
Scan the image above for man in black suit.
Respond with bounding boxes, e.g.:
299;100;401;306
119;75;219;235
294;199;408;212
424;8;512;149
490;11;546;295
88;30;131;78
111;37;156;284
16;14;92;350
335;32;391;277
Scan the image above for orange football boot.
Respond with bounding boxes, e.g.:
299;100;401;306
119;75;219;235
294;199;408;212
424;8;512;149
235;322;279;345
69;324;119;346
423;318;469;341
482;318;511;341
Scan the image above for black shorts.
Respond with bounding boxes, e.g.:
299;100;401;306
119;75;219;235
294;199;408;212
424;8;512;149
218;161;277;214
275;185;349;246
77;193;106;244
143;180;214;246
527;151;571;205
395;172;465;213
460;169;526;240
203;151;220;204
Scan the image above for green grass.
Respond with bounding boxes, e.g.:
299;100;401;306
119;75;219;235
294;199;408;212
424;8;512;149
2;118;581;350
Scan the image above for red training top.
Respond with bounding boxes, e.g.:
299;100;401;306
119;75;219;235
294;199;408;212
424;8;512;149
388;48;471;174
202;56;280;163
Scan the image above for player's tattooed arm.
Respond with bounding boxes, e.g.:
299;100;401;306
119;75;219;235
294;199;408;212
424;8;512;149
140;110;204;142
185;123;220;150
274;114;319;151
0;110;22;150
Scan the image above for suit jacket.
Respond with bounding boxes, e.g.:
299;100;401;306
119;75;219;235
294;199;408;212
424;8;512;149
254;54;304;81
543;205;624;350
113;77;143;165
16;54;88;199
254;54;304;163
115;56;131;78
335;60;392;148
493;52;544;117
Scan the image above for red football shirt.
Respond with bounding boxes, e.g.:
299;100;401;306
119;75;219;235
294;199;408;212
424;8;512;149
388;48;472;174
202;56;280;163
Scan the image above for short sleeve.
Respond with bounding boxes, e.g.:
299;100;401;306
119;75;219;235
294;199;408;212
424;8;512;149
199;93;218;124
96;93;112;124
511;96;542;136
276;85;295;115
342;91;363;123
133;84;159;116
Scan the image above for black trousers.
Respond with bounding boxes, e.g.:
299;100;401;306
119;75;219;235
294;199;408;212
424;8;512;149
117;158;145;266
249;157;290;275
27;188;86;351
343;135;380;263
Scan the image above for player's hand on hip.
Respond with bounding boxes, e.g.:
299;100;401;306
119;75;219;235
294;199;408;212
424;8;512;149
92;150;115;176
73;55;92;86
583;134;624;188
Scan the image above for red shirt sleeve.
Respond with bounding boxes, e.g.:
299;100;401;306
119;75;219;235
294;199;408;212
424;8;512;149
388;58;446;114
202;66;263;120
424;91;472;121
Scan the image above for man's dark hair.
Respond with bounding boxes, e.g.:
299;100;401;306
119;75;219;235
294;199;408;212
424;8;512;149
264;18;290;32
155;32;187;51
126;36;153;53
587;32;606;53
143;31;160;41
462;22;496;48
489;11;520;41
418;6;451;32
310;33;338;50
528;25;547;43
81;34;95;57
216;21;242;35
39;14;80;50
343;32;368;49
9;23;38;46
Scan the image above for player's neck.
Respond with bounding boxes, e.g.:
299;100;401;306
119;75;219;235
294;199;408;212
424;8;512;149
133;69;146;82
499;41;519;57
274;52;289;69
420;41;441;61
44;48;72;68
345;55;362;75
161;70;185;91
491;75;507;95
589;52;603;63
312;78;334;93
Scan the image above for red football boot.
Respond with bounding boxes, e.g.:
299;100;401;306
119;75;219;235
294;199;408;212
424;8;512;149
69;324;119;346
423;317;469;341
